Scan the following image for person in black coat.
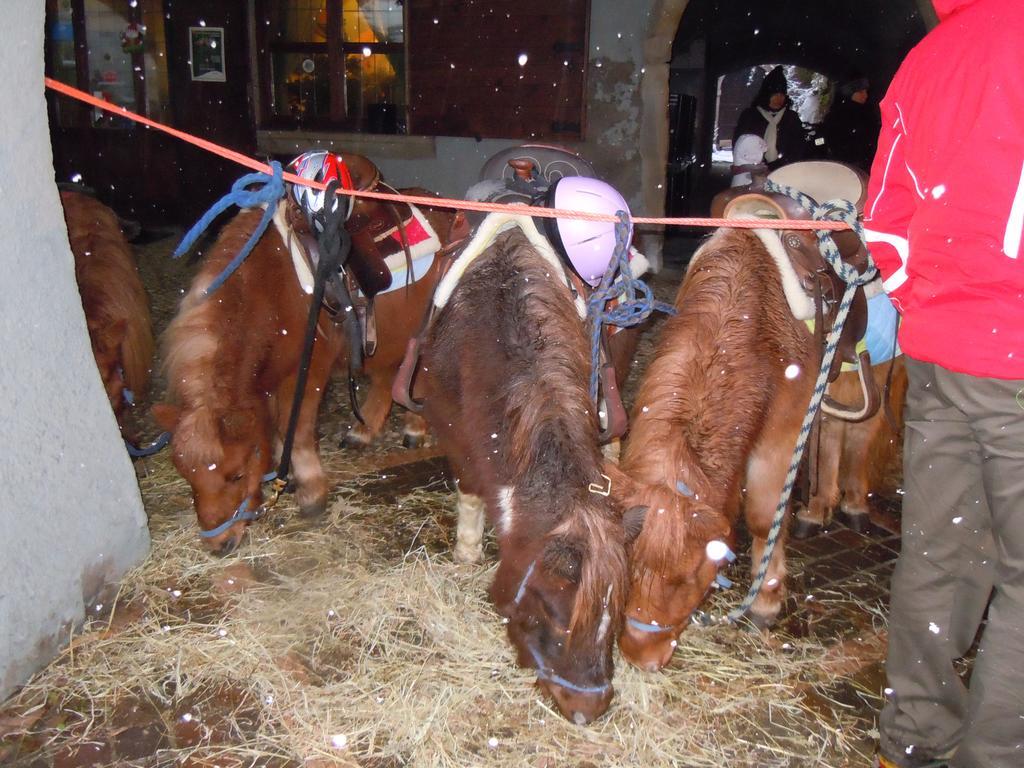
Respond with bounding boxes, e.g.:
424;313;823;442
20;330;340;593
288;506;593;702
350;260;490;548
733;65;810;170
822;76;881;171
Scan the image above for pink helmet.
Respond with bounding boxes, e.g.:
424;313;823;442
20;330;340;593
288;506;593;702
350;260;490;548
544;176;632;287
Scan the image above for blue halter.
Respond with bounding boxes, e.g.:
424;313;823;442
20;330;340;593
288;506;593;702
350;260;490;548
626;480;735;634
510;559;612;696
198;470;279;539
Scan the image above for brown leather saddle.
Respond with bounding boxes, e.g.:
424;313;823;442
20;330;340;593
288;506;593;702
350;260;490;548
711;161;880;421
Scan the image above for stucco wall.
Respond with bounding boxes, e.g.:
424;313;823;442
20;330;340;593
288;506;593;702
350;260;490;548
0;1;150;700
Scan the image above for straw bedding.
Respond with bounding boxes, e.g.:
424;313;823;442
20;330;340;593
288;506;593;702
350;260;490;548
0;242;887;767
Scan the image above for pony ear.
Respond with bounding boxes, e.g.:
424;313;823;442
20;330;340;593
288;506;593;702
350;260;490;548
622;505;648;544
151;403;181;431
541;537;584;584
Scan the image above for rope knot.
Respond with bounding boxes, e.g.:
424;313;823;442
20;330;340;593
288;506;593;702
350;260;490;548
586;211;675;403
763;179;877;288
172;161;286;296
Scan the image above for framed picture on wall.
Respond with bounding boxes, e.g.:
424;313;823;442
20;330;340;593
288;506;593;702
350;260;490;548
189;27;226;82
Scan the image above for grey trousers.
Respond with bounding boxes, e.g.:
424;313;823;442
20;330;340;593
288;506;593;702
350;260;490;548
880;357;1024;767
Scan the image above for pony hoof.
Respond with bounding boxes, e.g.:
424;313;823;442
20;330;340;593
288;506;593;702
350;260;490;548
454;545;483;565
402;432;425;449
742;611;776;634
340;431;371;450
791;517;823;540
299;498;328;518
837;509;870;533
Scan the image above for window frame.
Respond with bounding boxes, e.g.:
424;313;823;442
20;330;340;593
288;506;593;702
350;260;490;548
253;0;409;133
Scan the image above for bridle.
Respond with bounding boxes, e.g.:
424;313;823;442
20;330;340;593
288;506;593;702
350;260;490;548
198;469;280;540
510;559;612;696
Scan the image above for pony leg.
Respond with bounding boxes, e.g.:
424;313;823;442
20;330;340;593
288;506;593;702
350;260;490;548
341;369;393;448
793;418;844;538
454;489;485;564
401;412;429;448
279;363;333;518
601;438;621;464
744;445;793;630
837;413;878;531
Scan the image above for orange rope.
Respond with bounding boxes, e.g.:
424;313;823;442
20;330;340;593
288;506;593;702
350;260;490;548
44;77;850;232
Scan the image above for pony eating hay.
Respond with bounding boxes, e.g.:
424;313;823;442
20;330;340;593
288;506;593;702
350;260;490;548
154;206;345;554
616;161;876;671
156;153;454;552
62;189;154;435
413;209;645;724
614;226;818;670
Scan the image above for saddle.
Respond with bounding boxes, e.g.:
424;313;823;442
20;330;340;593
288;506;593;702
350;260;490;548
334;153;411;299
711;161;880;421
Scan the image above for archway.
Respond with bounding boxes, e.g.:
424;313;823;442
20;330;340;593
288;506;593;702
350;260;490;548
639;0;932;265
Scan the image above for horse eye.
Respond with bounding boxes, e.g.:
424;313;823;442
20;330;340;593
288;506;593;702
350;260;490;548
229;472;245;483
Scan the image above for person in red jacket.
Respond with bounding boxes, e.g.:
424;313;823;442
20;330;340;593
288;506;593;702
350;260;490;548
864;1;1024;766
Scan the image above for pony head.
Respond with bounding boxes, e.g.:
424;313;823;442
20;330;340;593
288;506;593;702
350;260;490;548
487;467;645;724
154;403;272;555
615;478;732;671
85;316;129;417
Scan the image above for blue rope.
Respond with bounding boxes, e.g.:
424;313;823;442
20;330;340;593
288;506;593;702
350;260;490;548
172;161;286;296
586;211;676;403
693;183;877;626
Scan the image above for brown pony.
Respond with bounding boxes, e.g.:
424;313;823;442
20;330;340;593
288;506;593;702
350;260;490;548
337;193;455;450
155;193;453;553
794;358;907;536
615;226;818;671
62;190;154;431
417;224;641;724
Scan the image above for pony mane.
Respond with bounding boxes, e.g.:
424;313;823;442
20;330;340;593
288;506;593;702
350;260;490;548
620;227;799;581
479;229;625;641
161;209;270;465
63;191;154;395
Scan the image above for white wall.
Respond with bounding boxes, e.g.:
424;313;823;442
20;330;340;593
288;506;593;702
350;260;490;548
0;0;150;700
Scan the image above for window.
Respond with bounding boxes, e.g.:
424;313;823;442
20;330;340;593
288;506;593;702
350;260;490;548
258;0;407;133
46;0;171;129
256;0;589;140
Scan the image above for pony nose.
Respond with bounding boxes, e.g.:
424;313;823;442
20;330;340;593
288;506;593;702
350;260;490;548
541;679;613;725
203;529;242;557
214;535;239;557
619;624;677;672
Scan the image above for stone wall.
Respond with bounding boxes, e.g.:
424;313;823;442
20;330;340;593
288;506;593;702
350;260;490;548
0;0;150;700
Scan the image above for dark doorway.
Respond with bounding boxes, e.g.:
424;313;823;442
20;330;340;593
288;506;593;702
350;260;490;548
664;0;929;220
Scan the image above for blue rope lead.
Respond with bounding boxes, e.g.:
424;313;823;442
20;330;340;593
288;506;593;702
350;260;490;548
586;211;676;403
172;161;286;296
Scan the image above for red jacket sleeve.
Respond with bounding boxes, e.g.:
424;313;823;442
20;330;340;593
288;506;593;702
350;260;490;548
862;97;919;311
